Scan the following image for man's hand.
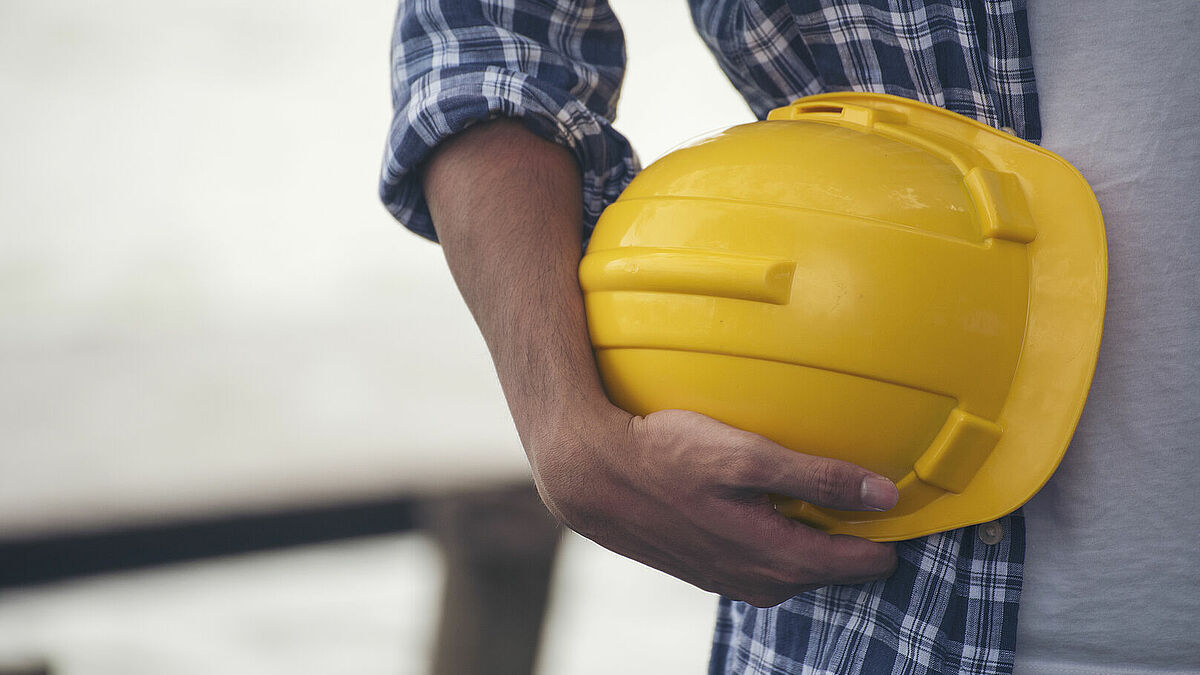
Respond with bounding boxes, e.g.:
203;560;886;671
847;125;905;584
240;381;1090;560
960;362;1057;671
534;406;897;607
421;119;898;607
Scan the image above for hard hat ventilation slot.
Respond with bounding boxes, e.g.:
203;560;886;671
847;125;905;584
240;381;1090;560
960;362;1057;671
797;105;844;115
766;100;876;127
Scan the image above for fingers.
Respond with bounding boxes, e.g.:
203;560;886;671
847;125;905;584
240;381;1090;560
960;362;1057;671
814;532;898;582
724;431;899;512
733;510;899;606
597;410;902;608
714;505;898;606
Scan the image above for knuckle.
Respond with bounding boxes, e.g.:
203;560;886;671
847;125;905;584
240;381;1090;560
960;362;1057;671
808;460;857;506
741;568;806;607
720;566;800;608
869;545;899;577
743;588;791;608
830;540;898;583
744;596;774;608
721;439;767;486
766;564;807;589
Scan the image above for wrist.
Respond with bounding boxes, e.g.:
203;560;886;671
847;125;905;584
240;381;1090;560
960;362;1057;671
515;379;628;454
520;392;632;527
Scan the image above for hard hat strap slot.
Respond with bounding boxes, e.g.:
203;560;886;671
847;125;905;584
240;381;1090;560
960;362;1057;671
913;409;1002;494
964;168;1038;243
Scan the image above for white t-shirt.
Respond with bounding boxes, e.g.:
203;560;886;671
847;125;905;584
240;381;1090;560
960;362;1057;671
1015;2;1200;673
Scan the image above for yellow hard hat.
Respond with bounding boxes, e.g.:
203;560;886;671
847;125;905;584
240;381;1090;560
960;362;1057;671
580;92;1107;541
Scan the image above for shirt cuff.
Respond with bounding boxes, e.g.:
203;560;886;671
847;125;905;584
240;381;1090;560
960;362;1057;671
379;66;640;243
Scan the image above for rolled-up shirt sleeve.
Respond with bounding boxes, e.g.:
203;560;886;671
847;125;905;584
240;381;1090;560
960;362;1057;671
379;0;640;242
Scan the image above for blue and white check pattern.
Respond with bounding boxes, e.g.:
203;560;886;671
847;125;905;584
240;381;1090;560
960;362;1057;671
689;0;1040;137
380;0;1039;242
710;513;1025;674
381;0;636;241
381;2;1036;673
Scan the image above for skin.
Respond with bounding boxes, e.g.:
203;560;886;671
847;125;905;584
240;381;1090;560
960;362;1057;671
421;118;899;608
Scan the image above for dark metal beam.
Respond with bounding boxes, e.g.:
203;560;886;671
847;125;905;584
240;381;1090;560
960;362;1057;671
0;497;418;589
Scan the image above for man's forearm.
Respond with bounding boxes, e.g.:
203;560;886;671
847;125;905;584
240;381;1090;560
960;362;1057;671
421;119;622;480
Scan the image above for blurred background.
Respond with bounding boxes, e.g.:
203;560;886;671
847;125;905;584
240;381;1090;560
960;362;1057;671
0;1;751;673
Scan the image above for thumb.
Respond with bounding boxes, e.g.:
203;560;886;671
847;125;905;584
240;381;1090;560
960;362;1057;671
727;432;899;512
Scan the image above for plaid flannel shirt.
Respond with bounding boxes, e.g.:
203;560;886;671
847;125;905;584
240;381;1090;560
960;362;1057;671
381;2;1037;673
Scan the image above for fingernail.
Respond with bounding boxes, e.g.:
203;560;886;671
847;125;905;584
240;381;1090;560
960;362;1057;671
861;475;899;511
